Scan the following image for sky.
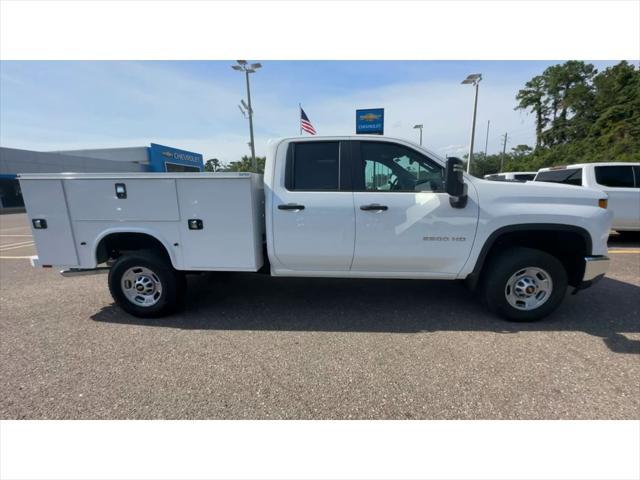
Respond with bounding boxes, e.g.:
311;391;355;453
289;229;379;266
0;60;622;163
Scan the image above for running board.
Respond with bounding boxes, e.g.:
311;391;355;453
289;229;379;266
60;267;110;277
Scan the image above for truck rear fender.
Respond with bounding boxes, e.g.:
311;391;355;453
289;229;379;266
93;229;178;269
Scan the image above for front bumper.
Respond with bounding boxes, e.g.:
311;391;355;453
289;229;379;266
583;255;610;282
574;255;610;292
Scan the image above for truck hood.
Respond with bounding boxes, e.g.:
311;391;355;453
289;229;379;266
469;177;606;206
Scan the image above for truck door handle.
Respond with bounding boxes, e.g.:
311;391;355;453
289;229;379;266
360;204;388;211
278;204;305;211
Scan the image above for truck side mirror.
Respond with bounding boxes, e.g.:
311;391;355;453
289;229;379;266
445;157;468;208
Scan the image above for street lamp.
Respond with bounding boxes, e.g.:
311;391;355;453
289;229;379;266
413;124;423;145
462;73;482;173
232;60;262;172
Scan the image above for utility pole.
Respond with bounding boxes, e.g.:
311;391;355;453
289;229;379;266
232;60;262;173
413;124;423;145
461;73;482;173
245;70;256;170
484;120;490;157
500;132;508;172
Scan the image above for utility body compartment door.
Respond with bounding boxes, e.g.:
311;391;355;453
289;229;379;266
64;179;180;221
19;179;79;266
176;175;264;271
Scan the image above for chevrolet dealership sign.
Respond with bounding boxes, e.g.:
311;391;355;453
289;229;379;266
149;143;203;172
356;108;384;135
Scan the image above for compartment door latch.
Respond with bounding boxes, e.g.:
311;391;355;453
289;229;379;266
188;219;203;230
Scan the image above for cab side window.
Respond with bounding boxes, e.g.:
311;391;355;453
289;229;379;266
359;142;444;192
286;142;340;191
595;165;636;188
535;168;582;186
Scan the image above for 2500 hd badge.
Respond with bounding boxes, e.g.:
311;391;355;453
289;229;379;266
423;236;467;242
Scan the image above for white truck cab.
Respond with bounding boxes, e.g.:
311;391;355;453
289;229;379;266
534;162;640;233
19;136;613;322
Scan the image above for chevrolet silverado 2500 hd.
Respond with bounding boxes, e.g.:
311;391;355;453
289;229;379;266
18;136;613;321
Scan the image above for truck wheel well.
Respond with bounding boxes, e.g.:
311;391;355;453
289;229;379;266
96;232;171;265
470;226;591;289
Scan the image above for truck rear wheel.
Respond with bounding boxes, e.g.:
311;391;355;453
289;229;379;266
108;250;180;318
482;247;567;322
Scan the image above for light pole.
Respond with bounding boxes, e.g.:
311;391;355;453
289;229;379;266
413;124;423;145
232;60;261;172
462;73;482;173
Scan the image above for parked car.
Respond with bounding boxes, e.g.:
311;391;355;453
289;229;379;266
19;136;612;322
484;172;537;182
534;163;640;233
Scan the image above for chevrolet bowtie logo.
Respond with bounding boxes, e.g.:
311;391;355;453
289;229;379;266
161;151;173;158
360;113;381;122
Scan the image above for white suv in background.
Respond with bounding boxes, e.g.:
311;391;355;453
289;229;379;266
535;163;640;233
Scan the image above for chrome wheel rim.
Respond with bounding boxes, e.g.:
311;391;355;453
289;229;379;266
505;267;553;311
121;266;163;307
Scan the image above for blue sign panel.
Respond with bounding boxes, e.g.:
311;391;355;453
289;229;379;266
356;108;384;135
148;143;204;172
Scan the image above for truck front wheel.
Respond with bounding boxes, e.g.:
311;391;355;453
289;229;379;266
482;247;568;322
108;250;181;318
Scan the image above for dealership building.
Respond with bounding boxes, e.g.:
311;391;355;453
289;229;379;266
0;143;203;208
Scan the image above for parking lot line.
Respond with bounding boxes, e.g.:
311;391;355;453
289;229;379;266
0;255;34;259
0;234;32;237
609;249;640;254
1;240;34;247
0;241;35;251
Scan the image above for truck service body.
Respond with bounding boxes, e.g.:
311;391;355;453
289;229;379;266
19;136;613;321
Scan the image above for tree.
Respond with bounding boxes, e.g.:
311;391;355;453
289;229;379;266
511;60;639;168
511;144;533;159
540;61;597;145
466;152;502;178
222;155;266;174
588;61;640;161
204;158;221;172
515;75;547;148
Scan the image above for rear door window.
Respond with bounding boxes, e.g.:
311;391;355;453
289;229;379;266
595;165;635;188
535;168;582;186
287;142;340;191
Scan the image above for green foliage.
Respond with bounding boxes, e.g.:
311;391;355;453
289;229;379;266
221;155;266;174
515;75;547;148
488;60;640;177
204;158;221;172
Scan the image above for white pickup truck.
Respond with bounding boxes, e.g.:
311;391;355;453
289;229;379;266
19;136;613;322
535;162;640;234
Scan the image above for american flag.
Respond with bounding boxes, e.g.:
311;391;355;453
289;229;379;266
300;107;317;135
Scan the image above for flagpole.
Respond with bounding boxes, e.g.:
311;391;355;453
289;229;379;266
299;103;302;135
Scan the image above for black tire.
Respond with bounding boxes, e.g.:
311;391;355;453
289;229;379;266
108;250;181;318
482;247;568;322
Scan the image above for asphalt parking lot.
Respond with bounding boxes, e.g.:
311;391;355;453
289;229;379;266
1;212;638;419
